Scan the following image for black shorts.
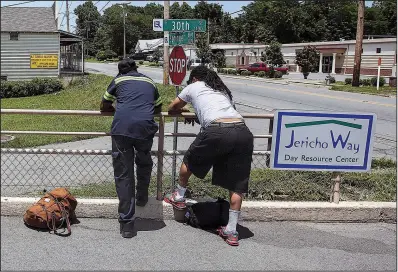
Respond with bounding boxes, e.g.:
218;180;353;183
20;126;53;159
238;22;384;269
183;122;254;194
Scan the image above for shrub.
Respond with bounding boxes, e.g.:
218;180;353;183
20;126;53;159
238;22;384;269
274;71;283;78
258;71;266;77
219;68;225;74
371;76;385;87
241;70;252;76
265;67;276;78
139;60;144;65
345;78;352;85
0;78;63;98
96;49;117;61
228;69;237;75
329;76;336;84
362;78;371;86
254;72;261;77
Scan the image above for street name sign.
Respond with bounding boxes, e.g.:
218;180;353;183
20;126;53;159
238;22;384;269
164;32;195;46
270;110;376;172
153;19;206;32
169;46;187;86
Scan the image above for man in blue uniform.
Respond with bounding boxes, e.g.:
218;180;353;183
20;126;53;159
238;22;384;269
100;59;162;238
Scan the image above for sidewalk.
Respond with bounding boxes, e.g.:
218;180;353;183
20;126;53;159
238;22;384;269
1;216;396;271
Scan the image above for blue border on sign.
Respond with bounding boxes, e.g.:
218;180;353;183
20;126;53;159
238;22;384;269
273;111;374;170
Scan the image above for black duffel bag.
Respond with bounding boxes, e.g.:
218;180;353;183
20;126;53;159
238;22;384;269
184;198;230;230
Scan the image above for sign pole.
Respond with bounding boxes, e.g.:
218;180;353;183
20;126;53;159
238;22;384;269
171;85;179;187
377;57;381;91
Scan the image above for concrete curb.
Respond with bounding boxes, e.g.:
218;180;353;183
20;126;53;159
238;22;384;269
1;197;396;223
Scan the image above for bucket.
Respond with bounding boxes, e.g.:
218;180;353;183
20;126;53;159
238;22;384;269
173;207;187;223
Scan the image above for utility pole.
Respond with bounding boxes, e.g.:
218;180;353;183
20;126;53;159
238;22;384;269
163;0;170;85
123;4;126;59
66;0;70;32
352;0;365;87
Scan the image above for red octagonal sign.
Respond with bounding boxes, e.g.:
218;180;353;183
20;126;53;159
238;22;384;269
169;46;187;86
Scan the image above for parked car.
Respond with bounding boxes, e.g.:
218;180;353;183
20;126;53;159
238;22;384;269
129;52;146;60
237;62;288;74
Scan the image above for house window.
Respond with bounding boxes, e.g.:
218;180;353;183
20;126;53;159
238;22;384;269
231;52;234;56
376;48;381;53
10;32;19;41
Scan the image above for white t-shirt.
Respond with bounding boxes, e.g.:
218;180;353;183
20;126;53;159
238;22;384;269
178;81;243;128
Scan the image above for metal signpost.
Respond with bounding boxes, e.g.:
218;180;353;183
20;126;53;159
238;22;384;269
153;18;206;187
169;46;188;186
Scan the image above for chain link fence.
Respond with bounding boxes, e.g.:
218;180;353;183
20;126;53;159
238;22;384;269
2;148;395;202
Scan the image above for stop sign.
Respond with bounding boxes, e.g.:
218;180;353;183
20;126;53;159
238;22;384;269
169;46;187;86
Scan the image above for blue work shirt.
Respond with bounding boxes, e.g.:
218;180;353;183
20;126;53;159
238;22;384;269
102;71;162;140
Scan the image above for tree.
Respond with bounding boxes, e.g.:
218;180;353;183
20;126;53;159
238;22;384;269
295;45;320;79
74;1;101;56
195;33;213;64
211;50;226;68
264;41;285;67
152;47;163;63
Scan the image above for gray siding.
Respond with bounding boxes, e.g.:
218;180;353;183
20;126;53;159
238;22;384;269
1;32;59;81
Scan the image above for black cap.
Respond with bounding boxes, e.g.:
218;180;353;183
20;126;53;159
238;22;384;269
118;59;137;74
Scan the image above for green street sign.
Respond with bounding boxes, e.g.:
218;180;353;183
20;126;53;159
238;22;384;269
168;32;195;46
163;19;206;32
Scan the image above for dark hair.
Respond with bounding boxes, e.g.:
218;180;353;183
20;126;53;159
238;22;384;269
117;58;137;75
187;65;233;100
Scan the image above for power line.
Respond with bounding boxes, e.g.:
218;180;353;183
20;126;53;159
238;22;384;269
1;1;36;8
99;1;111;13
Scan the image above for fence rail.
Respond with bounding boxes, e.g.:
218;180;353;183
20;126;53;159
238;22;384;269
1;108;344;203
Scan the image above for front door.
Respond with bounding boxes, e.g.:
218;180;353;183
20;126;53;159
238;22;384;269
322;56;333;73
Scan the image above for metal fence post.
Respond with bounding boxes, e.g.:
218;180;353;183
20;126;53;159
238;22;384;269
171;86;179;188
266;118;274;167
330;172;341;204
156;115;165;201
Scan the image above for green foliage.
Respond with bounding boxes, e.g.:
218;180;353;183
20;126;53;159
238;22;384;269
264;41;285;67
139;61;144;65
274;71;283;78
241;70;252;76
152;48;163;63
195;33;212;64
371;76;386;87
74;1;397;56
228;69;237;75
361;78;372;86
329;76;336;84
96;49;117;61
254;72;261;77
212;51;226;68
258;71;266;77
0;78;63;98
345;78;352;85
296;45;320;74
265;66;276;78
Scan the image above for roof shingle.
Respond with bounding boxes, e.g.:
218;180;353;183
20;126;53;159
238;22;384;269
1;7;57;33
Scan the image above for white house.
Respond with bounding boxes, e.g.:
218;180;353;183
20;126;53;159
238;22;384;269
1;6;83;81
210;38;397;76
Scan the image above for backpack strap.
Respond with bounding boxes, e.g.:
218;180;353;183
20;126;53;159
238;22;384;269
47;193;72;236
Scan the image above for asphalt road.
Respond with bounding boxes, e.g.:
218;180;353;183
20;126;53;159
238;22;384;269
85;62;397;159
1;216;395;271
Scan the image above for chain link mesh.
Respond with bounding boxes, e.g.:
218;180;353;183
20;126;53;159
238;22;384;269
1;149;395;201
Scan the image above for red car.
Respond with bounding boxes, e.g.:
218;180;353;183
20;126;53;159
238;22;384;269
238;62;288;74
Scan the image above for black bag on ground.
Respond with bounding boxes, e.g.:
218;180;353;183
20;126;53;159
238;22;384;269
184;198;230;230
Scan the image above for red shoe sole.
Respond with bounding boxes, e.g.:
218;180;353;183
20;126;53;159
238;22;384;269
218;228;239;246
163;197;186;210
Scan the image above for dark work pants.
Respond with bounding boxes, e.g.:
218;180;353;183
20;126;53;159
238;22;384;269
111;135;154;224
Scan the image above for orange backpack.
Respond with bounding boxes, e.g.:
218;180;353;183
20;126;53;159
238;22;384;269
23;188;78;235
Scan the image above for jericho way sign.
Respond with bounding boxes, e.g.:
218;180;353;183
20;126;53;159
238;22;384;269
164;32;195;46
270;110;376;172
169;46;187;86
153;19;206;32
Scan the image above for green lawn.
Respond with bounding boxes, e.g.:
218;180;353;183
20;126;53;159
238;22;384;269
85;58;119;63
331;84;396;96
1;74;177;148
63;166;397;201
